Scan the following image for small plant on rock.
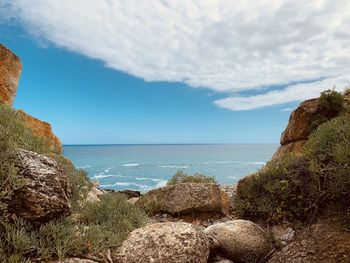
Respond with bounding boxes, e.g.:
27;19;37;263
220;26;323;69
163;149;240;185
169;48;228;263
167;170;217;185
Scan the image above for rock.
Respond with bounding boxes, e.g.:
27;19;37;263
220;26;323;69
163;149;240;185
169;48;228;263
7;149;70;223
136;183;230;215
211;255;235;263
114;222;210;263
118;189;141;199
17;110;62;153
271;225;295;246
271;140;306;160
0;44;22;106
204;220;270;263
127;197;139;205
268;221;350;263
86;182;106;202
280;98;321;145
49;258;99;263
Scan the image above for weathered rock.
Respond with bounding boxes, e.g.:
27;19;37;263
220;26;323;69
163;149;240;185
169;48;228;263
271;140;306;160
49;258;99;263
268;221;350;263
280;98;321;145
136;183;230;215
17;110;62;153
0;44;22;106
7;149;70;223
118;189;141;199
204;220;270;263
86;182;106;202
271;225;295;246
114;222;210;263
127;197;139;205
211;256;235;263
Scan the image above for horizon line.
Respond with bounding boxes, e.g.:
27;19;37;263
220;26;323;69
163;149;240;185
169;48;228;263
63;143;279;146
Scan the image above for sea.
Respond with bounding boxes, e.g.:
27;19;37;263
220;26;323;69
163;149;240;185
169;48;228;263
63;144;278;192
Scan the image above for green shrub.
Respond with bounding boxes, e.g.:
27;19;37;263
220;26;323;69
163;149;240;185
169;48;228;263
234;155;319;223
307;115;350;167
235;114;350;224
0;219;36;263
0;193;147;261
78;193;147;247
310;89;345;131
0;104;52;221
167;170;217;185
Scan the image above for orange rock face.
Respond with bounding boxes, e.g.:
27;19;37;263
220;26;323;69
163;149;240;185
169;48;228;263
18;110;62;153
0;44;22;105
280;98;321;145
272;98;322;159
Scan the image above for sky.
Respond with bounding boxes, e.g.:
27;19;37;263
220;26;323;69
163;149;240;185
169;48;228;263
0;0;349;144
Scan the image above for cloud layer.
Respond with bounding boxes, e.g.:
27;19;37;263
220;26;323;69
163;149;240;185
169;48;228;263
2;0;350;110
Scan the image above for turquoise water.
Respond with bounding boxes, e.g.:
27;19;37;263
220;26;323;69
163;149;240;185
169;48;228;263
63;144;278;192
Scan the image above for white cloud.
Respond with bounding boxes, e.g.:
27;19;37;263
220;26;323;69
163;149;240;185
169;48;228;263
281;108;293;112
215;75;350;110
2;0;350;110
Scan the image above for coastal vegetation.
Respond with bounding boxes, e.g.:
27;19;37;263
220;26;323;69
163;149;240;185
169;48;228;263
167;170;217;185
0;103;147;262
234;90;350;225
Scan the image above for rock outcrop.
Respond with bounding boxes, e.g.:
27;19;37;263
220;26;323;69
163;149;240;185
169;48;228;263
0;44;62;153
7;149;71;224
204;220;270;263
17;110;62;153
114;222;210;263
136;183;230;216
273;98;322;159
268;221;350;263
0;44;22;106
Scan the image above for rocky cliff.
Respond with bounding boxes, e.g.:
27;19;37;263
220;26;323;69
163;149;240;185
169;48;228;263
0;44;62;153
0;44;22;105
273;98;322;159
17;110;62;153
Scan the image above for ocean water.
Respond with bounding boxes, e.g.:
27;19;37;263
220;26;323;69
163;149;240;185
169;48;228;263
63;144;278;192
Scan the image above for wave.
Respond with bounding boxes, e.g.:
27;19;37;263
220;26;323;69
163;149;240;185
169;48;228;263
99;182;152;191
77;164;93;169
216;161;233;164
122;163;140;167
245;161;266;165
104;167;113;173
91;174;125;180
159;165;189;169
155;180;167;188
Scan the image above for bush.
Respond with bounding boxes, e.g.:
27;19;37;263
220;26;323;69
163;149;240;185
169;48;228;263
0;104;52;221
235;114;350;224
0;219;36;263
167;170;217;185
234;155;319;223
0;193;147;261
310;89;345;130
78;193;147;247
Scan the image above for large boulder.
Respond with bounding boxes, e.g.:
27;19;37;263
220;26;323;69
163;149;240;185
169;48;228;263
271;98;322;160
268;221;350;263
0;44;22;106
114;222;210;263
17;110;62;153
136;183;230;215
204;220;270;263
280;98;321;145
7;149;70;223
271;140;306;160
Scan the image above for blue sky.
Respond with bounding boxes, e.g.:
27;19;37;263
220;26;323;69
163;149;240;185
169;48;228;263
1;1;349;144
